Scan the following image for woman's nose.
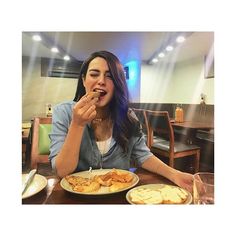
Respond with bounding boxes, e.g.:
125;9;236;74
97;75;106;85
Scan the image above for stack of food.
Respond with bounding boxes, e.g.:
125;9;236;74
65;169;134;193
128;185;189;204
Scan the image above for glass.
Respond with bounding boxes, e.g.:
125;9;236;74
193;172;214;204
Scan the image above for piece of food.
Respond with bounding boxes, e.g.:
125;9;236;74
93;89;107;97
65;175;91;187
65;169;134;193
65;175;100;193
94;169;134;184
109;181;133;192
93;175;113;187
73;181;100;193
129;185;188;204
87;91;101;98
130;188;163;204
160;185;188;204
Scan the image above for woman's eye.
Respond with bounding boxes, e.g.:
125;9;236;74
106;74;112;80
90;73;99;77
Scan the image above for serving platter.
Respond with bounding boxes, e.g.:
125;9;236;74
126;184;192;204
60;169;139;195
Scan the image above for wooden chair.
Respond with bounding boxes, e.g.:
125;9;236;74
132;108;150;147
145;110;200;173
30;117;52;169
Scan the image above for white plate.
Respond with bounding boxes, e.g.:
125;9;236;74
126;184;192;204
60;169;139;195
22;174;47;199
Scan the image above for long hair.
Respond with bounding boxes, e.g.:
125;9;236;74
73;51;140;152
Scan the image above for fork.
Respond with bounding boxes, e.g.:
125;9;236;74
88;167;93;179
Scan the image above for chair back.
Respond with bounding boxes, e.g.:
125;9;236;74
132;108;150;146
145;110;200;172
30;117;52;169
145;110;174;153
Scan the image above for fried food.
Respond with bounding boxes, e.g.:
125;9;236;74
129;185;188;204
73;181;100;193
109;181;133;192
65;175;100;193
65;175;91;187
65;169;134;193
93;175;113;187
86;91;101;99
95;169;133;184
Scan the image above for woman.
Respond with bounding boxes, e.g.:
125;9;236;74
49;50;193;191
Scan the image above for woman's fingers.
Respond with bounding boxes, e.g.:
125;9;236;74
74;93;98;109
81;104;97;119
72;93;99;125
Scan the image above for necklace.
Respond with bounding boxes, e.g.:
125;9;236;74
92;115;110;124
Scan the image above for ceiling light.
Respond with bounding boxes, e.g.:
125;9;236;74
176;36;186;43
151;58;158;63
166;45;173;51
64;55;70;61
158;52;165;58
51;47;59;53
32;34;41;41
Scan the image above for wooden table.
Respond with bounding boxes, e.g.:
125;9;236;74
171;121;214;144
171;121;214;130
22;168;174;204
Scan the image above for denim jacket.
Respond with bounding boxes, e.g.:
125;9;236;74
49;101;152;172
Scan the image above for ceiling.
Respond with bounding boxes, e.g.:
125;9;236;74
22;31;214;65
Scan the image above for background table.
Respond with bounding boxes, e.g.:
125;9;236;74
172;121;214;144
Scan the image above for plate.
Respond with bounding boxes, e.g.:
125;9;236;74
22;174;47;199
126;184;192;204
60;169;139;195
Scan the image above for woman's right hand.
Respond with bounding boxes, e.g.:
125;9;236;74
72;93;99;127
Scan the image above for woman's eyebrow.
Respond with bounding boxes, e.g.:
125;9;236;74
88;69;100;72
88;69;110;74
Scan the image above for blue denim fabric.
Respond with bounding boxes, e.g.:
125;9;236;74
49;101;152;172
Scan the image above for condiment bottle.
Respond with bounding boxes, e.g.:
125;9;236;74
179;105;184;122
175;105;180;122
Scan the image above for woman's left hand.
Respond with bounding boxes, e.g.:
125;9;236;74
172;170;194;193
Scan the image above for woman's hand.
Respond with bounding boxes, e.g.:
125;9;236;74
141;156;194;193
72;93;98;127
172;170;194;193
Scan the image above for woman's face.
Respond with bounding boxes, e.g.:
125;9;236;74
83;57;115;108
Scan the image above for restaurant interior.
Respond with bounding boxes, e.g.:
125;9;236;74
22;31;214;204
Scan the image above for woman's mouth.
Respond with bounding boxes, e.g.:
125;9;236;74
93;88;107;97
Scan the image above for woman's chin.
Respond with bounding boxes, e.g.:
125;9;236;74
95;101;106;107
95;97;109;107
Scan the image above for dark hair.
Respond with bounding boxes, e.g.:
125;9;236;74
73;50;140;152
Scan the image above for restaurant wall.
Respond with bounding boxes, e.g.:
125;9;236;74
140;56;214;105
22;56;141;121
22;55;214;121
22;56;77;121
125;60;141;103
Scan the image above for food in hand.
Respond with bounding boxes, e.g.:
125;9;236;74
129;185;188;204
87;91;101;99
65;169;134;193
